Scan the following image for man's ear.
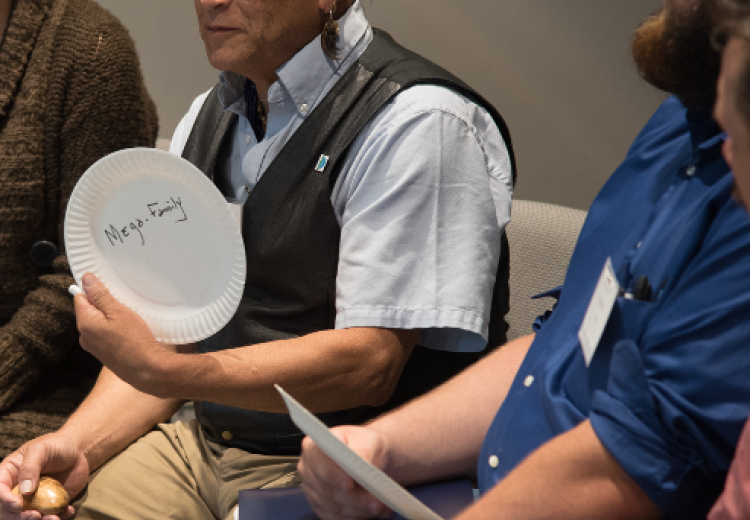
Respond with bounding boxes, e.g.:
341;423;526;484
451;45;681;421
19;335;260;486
316;0;352;18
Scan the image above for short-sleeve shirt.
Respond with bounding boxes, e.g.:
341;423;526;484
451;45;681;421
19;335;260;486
170;0;512;353
478;96;750;520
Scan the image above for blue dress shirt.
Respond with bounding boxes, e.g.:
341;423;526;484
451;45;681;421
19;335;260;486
478;96;750;519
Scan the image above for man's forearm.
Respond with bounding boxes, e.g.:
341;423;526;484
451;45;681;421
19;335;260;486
458;420;662;520
150;327;418;414
369;334;533;485
59;367;184;472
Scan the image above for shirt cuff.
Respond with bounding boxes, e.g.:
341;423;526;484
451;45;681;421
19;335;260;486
589;339;720;519
531;286;561;332
335;305;488;352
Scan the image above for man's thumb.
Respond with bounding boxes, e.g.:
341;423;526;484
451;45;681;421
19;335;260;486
80;272;119;315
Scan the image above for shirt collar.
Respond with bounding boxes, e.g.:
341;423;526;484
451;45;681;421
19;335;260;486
685;104;726;164
216;0;371;116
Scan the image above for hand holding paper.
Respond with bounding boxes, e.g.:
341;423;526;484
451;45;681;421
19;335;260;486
277;385;444;520
300;424;394;519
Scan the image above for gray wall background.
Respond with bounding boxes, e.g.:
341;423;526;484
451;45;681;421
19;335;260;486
95;0;666;210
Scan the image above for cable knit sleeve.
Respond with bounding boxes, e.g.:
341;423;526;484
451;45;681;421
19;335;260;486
0;0;158;411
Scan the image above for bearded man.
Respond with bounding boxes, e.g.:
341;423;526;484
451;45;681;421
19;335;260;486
298;1;750;519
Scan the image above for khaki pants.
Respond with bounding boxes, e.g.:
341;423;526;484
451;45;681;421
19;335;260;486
73;420;300;520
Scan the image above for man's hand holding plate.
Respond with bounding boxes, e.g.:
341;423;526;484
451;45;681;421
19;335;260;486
73;272;180;396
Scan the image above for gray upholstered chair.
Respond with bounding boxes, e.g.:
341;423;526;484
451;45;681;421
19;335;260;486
504;199;587;342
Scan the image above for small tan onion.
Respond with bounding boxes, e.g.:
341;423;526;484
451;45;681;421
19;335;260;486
12;476;70;516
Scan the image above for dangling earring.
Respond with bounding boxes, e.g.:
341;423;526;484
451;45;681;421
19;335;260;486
321;0;340;60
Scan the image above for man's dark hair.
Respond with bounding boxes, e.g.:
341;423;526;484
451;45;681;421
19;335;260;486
712;0;750;124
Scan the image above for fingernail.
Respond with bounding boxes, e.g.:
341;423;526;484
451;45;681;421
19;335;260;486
19;479;33;494
82;272;98;288
368;500;381;516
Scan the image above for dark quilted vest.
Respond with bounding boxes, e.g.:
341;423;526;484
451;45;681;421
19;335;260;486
181;29;517;455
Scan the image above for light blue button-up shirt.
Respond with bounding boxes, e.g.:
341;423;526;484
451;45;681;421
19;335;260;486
171;1;512;352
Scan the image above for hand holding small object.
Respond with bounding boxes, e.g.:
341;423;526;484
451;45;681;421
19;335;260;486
11;476;70;516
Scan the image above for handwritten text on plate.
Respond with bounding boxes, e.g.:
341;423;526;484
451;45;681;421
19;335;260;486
104;197;187;247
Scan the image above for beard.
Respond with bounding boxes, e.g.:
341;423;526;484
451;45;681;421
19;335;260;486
631;3;721;111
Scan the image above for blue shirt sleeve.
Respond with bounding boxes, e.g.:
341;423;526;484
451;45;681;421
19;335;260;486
590;198;750;518
531;286;562;332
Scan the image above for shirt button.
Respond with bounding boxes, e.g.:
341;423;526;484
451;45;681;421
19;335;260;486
686;165;697;176
300;103;309;113
222;430;234;442
245;134;251;144
488;455;499;468
29;240;58;267
524;375;534;387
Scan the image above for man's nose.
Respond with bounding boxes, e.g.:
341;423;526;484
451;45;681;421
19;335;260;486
199;0;231;9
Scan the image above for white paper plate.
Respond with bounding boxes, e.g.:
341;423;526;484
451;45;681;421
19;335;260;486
276;385;444;520
64;148;246;344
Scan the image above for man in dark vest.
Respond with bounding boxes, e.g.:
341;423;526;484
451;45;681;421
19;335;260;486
0;1;514;519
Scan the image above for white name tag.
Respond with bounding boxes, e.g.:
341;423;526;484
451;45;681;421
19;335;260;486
578;258;619;367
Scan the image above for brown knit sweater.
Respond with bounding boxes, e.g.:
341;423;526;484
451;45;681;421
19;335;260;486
0;0;158;457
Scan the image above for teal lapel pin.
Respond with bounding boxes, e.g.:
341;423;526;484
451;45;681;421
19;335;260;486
315;154;329;172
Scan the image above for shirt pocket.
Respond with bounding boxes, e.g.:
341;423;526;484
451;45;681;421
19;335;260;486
587;296;657;395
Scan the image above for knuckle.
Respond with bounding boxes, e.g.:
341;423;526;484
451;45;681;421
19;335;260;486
319;503;344;519
87;289;111;309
